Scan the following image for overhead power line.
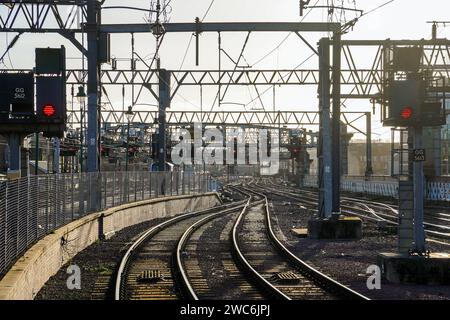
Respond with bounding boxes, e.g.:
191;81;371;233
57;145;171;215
362;0;394;18
202;0;216;22
251;0;321;68
176;0;216;74
341;0;395;33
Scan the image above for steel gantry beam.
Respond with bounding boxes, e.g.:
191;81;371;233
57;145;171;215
99;22;341;34
69;68;378;100
6;39;447;100
6;60;450;100
7;68;381;99
85;69;321;86
0;0;88;32
67;110;368;127
0;1;340;34
0;7;340;33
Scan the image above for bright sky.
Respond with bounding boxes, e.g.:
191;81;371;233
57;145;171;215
1;0;450;140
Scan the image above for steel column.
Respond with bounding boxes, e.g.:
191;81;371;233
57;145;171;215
158;69;171;171
413;126;426;254
398;129;414;253
125;120;130;172
318;38;332;218
86;0;99;173
365;112;373;177
331;33;342;214
6;134;22;175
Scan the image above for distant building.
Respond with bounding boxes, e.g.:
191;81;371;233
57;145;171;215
347;126;448;177
347;141;391;176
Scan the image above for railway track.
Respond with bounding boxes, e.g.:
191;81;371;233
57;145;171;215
114;201;248;300
257;181;450;242
270;179;449;221
116;183;368;300
230;185;369;300
175;198;266;300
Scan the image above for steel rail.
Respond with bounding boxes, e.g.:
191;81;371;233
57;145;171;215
259;182;450;241
280;185;450;235
114;200;247;300
239;184;370;300
230;195;290;300
174;203;248;300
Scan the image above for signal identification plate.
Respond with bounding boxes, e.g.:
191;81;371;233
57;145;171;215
413;149;426;162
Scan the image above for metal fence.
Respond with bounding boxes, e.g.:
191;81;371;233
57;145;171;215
0;171;213;279
304;175;450;202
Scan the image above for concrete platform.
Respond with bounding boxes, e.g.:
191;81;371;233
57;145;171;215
378;252;450;285
308;216;362;240
290;228;308;238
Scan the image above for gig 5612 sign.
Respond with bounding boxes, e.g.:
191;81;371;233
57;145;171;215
0;73;34;119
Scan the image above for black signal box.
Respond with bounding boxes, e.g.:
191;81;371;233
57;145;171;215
0;72;37;134
393;47;423;73
420;102;446;126
36;77;66;123
0;73;35;117
384;79;424;127
36;76;66;138
384;79;446;127
36;47;66;75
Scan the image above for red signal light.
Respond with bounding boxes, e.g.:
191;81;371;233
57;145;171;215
401;106;413;119
42;104;56;117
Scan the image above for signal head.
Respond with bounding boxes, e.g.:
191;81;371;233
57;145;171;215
400;106;413;120
42;104;56;117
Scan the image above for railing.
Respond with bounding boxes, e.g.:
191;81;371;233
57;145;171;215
0;171;213;279
341;179;398;198
304;175;450;202
426;180;450;202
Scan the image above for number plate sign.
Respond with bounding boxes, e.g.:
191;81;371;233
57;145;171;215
413;149;426;162
0;73;34;114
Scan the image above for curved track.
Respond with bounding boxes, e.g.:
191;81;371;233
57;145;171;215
116;183;369;300
115;201;247;300
230;185;370;300
175;200;266;300
260;181;450;242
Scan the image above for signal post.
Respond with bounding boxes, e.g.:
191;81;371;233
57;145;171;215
308;37;363;240
0;47;67;179
377;45;450;285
